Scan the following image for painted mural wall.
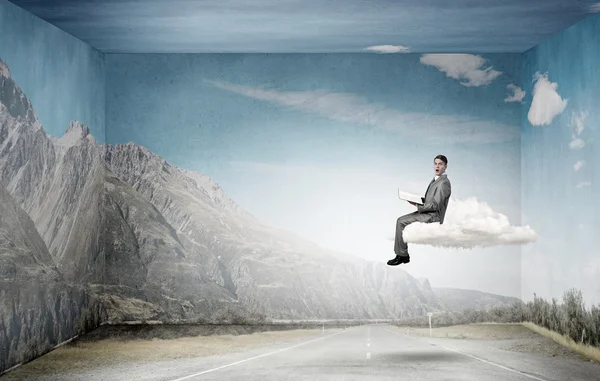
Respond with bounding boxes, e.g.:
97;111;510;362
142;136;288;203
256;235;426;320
103;52;533;326
520;12;600;309
8;0;600;373
0;0;106;373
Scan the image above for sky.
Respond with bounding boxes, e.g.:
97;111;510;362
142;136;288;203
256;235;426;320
520;12;599;306
106;52;532;298
6;0;600;53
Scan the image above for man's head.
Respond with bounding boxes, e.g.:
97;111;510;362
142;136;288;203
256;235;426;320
433;154;447;176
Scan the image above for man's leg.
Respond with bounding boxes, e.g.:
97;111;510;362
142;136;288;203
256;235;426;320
389;212;433;266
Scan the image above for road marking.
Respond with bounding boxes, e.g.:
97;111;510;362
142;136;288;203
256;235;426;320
434;344;549;381
167;328;353;381
367;342;370;347
384;328;549;381
366;352;371;359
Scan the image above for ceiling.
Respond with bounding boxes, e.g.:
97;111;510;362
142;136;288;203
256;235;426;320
8;0;600;53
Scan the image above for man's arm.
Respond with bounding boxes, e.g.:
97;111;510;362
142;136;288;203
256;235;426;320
417;180;451;213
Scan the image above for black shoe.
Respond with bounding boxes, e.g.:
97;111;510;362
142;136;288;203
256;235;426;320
387;255;410;266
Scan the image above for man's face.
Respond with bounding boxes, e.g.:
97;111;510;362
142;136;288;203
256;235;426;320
434;158;446;175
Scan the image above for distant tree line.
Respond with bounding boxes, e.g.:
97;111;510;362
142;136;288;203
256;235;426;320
397;288;600;347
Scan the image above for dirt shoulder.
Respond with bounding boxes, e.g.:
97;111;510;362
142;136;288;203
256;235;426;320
403;323;539;340
2;325;344;380
399;323;594;363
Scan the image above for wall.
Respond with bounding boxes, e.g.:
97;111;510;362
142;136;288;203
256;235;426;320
103;52;527;324
520;12;600;308
0;0;106;373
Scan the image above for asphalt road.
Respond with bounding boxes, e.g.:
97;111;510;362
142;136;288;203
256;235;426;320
156;324;599;381
8;324;600;381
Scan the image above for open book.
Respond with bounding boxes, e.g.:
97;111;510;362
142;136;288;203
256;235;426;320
398;189;424;205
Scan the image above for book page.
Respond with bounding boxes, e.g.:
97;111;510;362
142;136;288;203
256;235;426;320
397;189;423;205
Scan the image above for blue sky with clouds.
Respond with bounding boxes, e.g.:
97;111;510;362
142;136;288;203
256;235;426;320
107;53;522;168
6;0;600;53
520;12;599;306
107;52;528;297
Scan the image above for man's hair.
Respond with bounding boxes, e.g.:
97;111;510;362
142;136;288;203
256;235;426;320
434;154;448;165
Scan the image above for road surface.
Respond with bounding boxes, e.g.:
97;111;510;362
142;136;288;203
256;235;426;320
5;324;600;380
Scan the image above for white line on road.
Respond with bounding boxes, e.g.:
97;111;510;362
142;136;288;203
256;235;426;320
384;328;549;381
435;343;549;381
167;328;353;381
366;352;371;359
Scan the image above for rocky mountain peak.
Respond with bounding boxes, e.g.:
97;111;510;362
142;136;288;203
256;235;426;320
418;277;432;290
0;59;36;123
107;142;161;165
103;142;254;219
65;120;91;138
0;59;10;79
53;120;94;153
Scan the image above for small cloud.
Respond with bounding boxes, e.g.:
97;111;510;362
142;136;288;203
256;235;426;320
569;110;587;136
569;138;585;149
588;3;600;13
364;45;411;53
527;72;568;126
419;54;502;87
574;160;585;171
504;84;526;103
577;181;591;188
568;110;588;149
400;197;538;249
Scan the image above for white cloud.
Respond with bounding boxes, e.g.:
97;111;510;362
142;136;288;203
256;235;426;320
574;160;585;171
205;80;519;144
577;181;591;188
569;110;587;136
504;84;525;103
568;110;587;149
399;197;538;249
527;72;568;126
364;45;411;53
419;54;502;87
569;138;585;149
588;3;600;13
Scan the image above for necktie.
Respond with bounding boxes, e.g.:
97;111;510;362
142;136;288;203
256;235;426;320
424;178;435;198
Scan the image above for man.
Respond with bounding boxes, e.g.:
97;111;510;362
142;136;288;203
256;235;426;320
388;155;451;266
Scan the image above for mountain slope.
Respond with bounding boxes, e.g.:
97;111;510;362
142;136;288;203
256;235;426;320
104;143;445;320
99;169;249;323
432;287;522;313
0;185;103;373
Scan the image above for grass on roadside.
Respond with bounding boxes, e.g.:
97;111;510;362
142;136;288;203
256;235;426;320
522;321;600;364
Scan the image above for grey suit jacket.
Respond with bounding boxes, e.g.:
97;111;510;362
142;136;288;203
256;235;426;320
417;173;451;224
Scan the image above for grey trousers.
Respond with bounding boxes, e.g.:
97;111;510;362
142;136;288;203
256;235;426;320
394;211;436;256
